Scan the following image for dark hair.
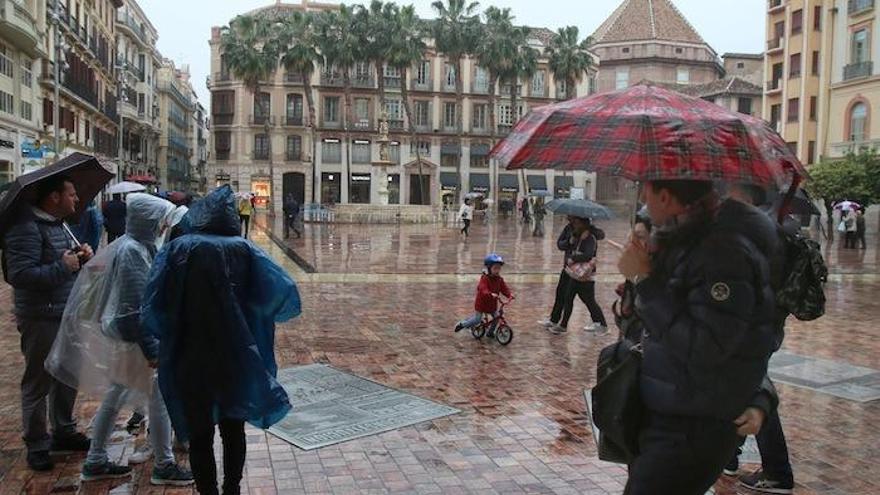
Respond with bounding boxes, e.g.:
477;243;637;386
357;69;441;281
650;180;713;206
35;175;73;204
635;214;652;231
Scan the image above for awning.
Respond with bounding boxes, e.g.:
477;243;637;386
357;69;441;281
499;174;519;193
526;175;547;190
440;172;459;191
554;175;574;195
470;143;490;156
470;173;490;192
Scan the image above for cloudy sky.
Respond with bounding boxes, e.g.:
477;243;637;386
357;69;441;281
139;0;767;106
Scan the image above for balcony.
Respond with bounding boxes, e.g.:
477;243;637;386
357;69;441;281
471;126;491;136
352;118;372;130
498;124;513;136
388;119;405;130
162;82;191;107
252;150;270;161
322;120;342;129
530;87;548;98
286;151;302;162
117;11;149;45
832;138;880;155
352;75;375;88
767;38;783;54
766;79;782;93
472;82;489;95
849;0;874;15
411;79;432;91
768;0;785;12
844;61;873;80
215;150;230;161
284;72;304;84
384;77;402;88
284;115;304;126
0;0;43;58
212;113;233;126
63;78;99;109
249;114;275;126
320;73;344;86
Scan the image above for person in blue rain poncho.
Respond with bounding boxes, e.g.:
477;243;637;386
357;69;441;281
141;185;300;495
46;193;193;485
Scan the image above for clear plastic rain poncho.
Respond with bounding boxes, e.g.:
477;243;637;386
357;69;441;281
46;193;175;404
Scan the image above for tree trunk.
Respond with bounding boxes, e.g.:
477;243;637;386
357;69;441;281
343;69;353;204
400;66;425;205
566;76;575;100
455;57;464;202
303;70;318;203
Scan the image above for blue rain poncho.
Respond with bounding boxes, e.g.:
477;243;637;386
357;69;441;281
46;194;175;402
141;185;300;441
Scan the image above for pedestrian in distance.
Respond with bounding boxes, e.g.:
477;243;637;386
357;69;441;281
533;199;546;237
283;194;301;239
141;186;301;495
238;194;254;239
454;254;514;337
1;174;93;471
617;180;779;495
46;193;193;486
856;207;867;249
459;198;474;238
102;193;127;244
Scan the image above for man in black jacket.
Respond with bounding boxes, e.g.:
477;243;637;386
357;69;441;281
617;180;779;495
102;194;126;243
2;175;93;471
283;194;301;239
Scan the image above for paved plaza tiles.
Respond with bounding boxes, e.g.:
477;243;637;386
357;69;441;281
1;212;878;494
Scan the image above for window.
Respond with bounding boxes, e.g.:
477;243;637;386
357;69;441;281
812;51;820;75
531;71;545;96
807;141;816;164
138;54;146;82
791;9;803;34
20;101;32;121
737;98;753;115
789;53;801;78
737;62;745;69
770;104;782;127
0;91;12;114
814;5;822;30
470;151;489;168
138;93;145;114
676;68;690;84
787;142;798;155
351;141;371;163
415;60;430;86
852;29;870;64
810;96;818;121
557;79;569;98
616;69;629;89
0;44;12;79
411;140;430;156
212;91;235;115
253;134;270;160
324;96;339;123
850;102;868;141
473;66;489;93
21;60;32;88
787;97;800;122
444;102;456;128
287;135;302;160
444;63;456;89
286;94;303;125
499;104;523;126
354;61;371;81
622;47;630;53
322;140;341;163
589;76;597;95
384;65;401;86
254;92;270;117
675;47;684;54
384;99;402;121
354;98;370;126
414;100;430;127
472;103;487;129
215;131;231;159
389;142;400;163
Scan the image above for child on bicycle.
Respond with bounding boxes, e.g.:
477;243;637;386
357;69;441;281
454;254;513;335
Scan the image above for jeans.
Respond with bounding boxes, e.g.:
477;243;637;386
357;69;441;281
85;376;174;468
560;280;607;328
240;215;251;239
18;318;77;453
756;407;794;484
625;412;739;495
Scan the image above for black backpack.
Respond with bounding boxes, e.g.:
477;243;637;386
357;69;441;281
775;232;828;321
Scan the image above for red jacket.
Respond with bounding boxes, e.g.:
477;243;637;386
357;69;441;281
474;273;512;313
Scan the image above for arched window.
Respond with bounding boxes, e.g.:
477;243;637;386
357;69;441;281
850;102;868;142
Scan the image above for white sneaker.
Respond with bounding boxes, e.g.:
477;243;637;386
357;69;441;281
584;323;609;334
537;319;555;329
128;444;152;464
549;324;567;335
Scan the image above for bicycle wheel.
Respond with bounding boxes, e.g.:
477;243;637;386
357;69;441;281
471;325;486;339
495;325;513;345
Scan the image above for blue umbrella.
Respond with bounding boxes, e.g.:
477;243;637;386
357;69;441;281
545;198;613;220
529;190;554;197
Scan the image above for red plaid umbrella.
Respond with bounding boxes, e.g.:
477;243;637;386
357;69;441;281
491;84;807;187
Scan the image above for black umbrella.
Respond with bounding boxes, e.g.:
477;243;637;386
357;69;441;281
545;198;614;220
0;152;114;236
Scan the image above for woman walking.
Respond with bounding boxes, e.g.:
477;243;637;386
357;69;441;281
459;199;474;238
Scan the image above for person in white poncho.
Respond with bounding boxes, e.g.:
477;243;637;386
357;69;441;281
46;193;193;486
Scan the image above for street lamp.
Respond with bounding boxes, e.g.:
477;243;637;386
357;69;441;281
50;0;69;155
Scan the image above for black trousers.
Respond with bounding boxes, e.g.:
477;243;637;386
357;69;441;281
857;231;866;249
549;270;570;323
182;385;246;495
460;219;471;236
625;412;739;495
560;279;606;328
240;215;250;239
756;406;794;484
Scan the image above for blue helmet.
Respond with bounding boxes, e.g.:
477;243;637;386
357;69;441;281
484;253;504;267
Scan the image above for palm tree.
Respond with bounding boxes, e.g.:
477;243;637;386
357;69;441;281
315;6;361;203
387;4;428;203
545;26;593;100
478;7;517;145
432;0;481;194
505;28;538;130
356;1;396;113
275;11;322;202
220;14;279;211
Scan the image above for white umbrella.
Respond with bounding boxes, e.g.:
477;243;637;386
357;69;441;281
107;181;146;195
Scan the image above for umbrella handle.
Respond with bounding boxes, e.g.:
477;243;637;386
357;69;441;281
61;222;82;249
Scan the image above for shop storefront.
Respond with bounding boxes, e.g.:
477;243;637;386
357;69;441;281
251;176;271;208
526;174;547;194
498;174;519;215
469;173;489;211
321;172;341;204
440;171;459;207
350;173;371;203
554;175;574;198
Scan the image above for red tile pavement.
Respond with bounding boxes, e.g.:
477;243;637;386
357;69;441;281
0;214;875;494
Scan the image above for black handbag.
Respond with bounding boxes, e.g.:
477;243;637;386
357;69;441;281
591;339;643;464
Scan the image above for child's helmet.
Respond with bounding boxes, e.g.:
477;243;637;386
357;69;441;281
484;253;504;267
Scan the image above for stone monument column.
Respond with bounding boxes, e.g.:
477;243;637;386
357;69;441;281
373;112;394;206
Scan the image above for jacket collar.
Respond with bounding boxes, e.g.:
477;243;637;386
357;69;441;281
31;207;61;223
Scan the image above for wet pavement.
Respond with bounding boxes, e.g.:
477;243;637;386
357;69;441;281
0;211;877;494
